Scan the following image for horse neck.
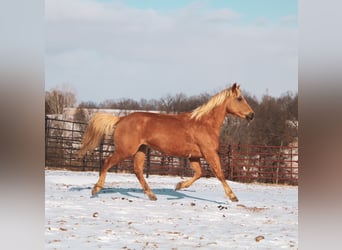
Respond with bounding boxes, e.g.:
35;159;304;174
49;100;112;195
200;102;227;132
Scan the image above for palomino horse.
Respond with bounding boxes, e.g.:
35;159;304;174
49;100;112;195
78;83;254;202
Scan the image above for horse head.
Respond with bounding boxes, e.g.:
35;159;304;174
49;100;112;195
226;83;255;122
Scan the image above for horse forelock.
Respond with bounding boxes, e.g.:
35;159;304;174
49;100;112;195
190;88;233;120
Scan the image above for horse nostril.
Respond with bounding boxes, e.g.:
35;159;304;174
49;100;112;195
247;112;254;121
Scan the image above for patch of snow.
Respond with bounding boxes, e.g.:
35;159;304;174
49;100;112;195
45;170;298;249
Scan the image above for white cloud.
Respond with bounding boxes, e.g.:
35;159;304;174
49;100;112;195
204;8;241;23
46;0;117;22
280;15;297;25
45;0;297;102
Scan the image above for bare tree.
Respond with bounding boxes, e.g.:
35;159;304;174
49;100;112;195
99;98;140;110
139;98;159;110
78;101;98;109
73;107;87;122
158;94;176;113
45;84;77;114
74;88;298;147
158;93;210;113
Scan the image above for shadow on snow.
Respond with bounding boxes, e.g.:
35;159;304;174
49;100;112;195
69;186;226;205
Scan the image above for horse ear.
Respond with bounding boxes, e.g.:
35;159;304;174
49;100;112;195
232;83;239;95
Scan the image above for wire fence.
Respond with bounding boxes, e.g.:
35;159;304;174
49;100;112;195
45;116;298;185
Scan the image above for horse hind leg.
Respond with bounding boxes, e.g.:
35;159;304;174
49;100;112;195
175;158;202;190
134;145;157;201
92;152;123;196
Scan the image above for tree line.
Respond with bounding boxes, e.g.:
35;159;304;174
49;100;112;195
46;85;298;147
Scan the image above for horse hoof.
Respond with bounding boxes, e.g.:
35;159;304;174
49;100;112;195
175;182;182;190
230;196;239;202
91;188;97;196
91;185;102;196
148;194;157;201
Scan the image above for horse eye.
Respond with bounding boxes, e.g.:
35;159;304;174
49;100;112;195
237;96;243;102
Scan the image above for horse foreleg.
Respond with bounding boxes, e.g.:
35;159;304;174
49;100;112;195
175;158;202;190
134;146;157;201
92;153;122;196
204;152;238;202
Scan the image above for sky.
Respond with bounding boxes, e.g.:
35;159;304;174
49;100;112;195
45;0;297;103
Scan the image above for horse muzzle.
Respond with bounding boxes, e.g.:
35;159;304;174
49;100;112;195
246;112;255;122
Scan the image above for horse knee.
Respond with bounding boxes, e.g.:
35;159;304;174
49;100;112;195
133;166;144;177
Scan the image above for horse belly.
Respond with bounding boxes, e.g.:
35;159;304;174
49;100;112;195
145;129;201;158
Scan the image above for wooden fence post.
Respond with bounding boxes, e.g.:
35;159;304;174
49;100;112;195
99;136;104;176
45;116;49;165
183;158;188;177
227;144;232;180
70;121;74;167
275;141;283;184
82;156;86;172
290;146;293;184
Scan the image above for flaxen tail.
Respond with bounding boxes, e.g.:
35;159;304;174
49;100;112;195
78;113;121;157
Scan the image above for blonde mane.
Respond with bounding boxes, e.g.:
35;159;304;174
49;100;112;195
190;88;232;120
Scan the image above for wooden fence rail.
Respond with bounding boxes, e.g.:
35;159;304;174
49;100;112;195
45;116;298;185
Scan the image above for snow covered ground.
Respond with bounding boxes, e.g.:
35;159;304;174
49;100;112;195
45;170;298;249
